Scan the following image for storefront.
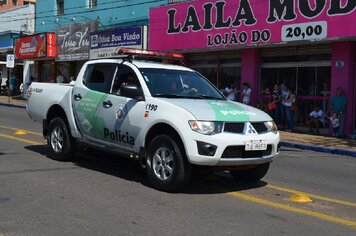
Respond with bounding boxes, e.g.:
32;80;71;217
14;33;56;84
55;21;98;82
149;0;356;135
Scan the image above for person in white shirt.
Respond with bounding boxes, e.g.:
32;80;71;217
56;73;64;83
241;82;251;104
307;105;324;134
225;82;236;101
325;112;340;137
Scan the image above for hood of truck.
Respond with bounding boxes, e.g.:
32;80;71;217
160;99;271;122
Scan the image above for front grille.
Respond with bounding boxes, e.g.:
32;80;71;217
221;145;272;159
223;122;268;134
224;123;244;133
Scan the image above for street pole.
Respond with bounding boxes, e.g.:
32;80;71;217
8;68;11;103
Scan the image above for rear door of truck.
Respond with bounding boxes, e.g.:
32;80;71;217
72;63;117;139
92;64;146;151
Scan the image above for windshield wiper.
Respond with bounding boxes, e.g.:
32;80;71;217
154;94;225;100
154;94;187;98
195;95;225;100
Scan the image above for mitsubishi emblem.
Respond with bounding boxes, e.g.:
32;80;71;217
245;122;257;136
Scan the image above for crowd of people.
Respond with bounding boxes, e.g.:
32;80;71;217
262;84;347;137
220;81;347;138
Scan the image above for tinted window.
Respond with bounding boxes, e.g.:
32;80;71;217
111;65;141;96
83;63;117;93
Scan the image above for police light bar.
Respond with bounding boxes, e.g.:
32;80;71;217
117;48;183;60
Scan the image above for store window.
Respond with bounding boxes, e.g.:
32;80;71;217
12;0;17;6
56;0;64;15
261;45;332;131
189;53;217;85
220;51;241;94
188;51;241;96
40;62;55;83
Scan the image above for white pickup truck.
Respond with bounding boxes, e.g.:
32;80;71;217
27;53;279;192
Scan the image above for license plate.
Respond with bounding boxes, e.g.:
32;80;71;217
245;140;267;151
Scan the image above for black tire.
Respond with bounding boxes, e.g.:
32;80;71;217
229;163;270;182
47;117;75;161
146;135;192;192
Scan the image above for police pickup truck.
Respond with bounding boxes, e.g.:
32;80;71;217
26;50;279;192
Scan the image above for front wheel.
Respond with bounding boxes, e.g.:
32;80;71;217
47;117;75;161
229;163;270;182
146;135;191;192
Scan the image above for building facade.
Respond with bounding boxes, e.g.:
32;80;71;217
149;0;356;135
0;0;35;12
0;2;35;91
18;0;167;84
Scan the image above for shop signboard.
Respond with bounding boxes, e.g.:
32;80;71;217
56;21;98;61
149;0;356;51
90;26;147;59
14;33;56;59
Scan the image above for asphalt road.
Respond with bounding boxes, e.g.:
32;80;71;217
0;105;355;236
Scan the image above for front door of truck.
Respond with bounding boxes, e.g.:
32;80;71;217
72;63;117;139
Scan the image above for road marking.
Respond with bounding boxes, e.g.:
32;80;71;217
15;130;27;135
227;191;356;228
0;125;42;136
267;184;356;207
0;133;44;145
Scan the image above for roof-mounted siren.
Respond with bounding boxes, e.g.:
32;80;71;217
116;48;184;64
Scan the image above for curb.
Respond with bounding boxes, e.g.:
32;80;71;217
280;141;356;158
0;102;26;109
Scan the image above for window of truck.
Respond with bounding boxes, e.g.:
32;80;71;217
139;68;225;100
83;63;117;93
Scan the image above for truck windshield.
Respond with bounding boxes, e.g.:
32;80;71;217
139;68;225;100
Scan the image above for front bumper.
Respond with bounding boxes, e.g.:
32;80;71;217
184;131;280;166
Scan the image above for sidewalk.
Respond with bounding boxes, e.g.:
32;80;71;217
0;95;26;108
280;131;356;157
0;95;355;157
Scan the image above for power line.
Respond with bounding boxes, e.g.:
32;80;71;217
0;0;166;23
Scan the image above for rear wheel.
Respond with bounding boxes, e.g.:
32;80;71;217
229;163;270;182
146;135;191;192
48;117;75;161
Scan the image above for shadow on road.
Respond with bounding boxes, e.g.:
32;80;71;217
24;144;267;194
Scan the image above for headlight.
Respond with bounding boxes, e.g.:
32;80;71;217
264;121;278;134
188;121;223;135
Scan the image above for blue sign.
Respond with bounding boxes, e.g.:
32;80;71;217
89;26;145;59
91;27;142;49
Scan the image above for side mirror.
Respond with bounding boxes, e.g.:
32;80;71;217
120;84;144;100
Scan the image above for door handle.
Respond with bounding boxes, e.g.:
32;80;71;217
103;100;113;108
74;94;82;101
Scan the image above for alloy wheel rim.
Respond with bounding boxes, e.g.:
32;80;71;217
51;127;64;153
152;147;174;180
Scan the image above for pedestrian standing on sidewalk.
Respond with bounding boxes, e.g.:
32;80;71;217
327;87;347;137
9;73;16;96
241;82;251;104
225;82;236;101
283;88;295;132
271;84;282;126
325;112;340;137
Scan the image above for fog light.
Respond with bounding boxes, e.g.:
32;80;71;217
197;141;217;156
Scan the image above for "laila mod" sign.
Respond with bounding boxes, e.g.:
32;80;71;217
149;0;355;51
